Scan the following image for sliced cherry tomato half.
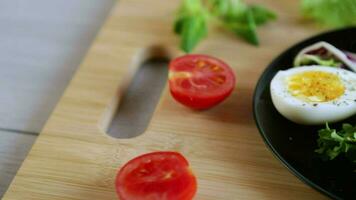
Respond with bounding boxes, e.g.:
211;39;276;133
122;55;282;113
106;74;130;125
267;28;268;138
115;151;197;200
169;54;236;109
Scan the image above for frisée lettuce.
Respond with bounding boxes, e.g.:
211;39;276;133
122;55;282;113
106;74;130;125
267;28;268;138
294;41;356;72
315;123;356;163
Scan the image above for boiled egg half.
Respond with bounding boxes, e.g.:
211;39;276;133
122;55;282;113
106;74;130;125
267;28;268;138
270;66;356;125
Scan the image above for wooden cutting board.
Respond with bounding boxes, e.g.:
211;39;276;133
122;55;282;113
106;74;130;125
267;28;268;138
3;0;329;199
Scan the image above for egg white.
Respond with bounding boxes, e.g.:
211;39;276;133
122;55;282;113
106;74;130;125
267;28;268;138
270;66;356;125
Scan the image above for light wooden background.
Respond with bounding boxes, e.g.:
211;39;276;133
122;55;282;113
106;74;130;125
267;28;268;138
0;0;114;197
3;0;332;199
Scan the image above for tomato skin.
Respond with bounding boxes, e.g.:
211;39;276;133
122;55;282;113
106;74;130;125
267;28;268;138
169;54;236;109
170;84;234;109
115;152;197;200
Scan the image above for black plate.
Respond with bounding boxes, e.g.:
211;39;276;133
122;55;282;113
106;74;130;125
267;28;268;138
253;27;356;200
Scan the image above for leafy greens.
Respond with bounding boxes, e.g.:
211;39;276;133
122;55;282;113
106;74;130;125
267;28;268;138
294;54;342;67
301;0;356;27
174;0;276;53
174;0;209;53
315;123;356;162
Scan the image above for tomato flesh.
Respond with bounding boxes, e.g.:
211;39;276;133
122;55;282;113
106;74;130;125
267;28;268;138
116;152;197;200
169;54;235;109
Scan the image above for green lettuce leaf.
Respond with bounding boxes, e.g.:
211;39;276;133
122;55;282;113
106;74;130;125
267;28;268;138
294;54;342;67
301;0;356;27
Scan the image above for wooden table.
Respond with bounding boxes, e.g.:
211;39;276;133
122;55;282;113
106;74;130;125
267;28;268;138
3;0;330;199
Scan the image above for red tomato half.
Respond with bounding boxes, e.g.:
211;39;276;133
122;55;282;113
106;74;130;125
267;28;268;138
115;151;197;200
169;54;236;109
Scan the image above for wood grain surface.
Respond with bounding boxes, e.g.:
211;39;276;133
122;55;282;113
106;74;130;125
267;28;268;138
3;0;330;199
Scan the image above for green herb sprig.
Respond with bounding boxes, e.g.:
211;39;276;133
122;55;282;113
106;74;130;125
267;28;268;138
315;123;356;162
174;0;277;53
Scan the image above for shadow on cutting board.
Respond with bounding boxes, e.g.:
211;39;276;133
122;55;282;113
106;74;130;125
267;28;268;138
107;59;168;138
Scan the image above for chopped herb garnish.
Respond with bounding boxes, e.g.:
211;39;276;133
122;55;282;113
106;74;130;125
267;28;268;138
315;123;356;163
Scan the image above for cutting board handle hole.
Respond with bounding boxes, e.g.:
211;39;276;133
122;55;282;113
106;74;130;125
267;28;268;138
106;58;169;138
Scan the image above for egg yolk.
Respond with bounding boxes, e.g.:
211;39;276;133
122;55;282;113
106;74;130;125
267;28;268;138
287;71;345;102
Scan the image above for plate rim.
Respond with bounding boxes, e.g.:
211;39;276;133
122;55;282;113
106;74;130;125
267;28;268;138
252;27;356;200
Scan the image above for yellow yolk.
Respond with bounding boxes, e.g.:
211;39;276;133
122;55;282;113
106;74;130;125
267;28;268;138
287;71;345;102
